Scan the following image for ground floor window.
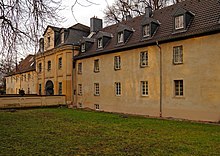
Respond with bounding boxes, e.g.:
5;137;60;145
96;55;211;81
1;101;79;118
141;81;148;96
78;84;82;95
39;84;42;95
174;80;183;96
115;82;121;96
58;82;62;95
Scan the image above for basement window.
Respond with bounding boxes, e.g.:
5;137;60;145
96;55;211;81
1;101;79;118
94;104;100;110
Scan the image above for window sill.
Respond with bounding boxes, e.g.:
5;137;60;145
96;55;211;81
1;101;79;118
173;96;185;99
173;62;183;65
94;70;100;73
141;95;149;97
140;65;149;68
94;94;100;96
114;68;121;71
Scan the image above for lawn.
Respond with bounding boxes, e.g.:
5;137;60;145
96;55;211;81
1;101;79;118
0;108;219;155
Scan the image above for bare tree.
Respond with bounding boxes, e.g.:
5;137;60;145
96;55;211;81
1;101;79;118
0;0;63;60
104;0;181;25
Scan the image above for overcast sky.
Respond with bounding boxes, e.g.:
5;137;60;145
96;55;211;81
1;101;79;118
60;0;115;28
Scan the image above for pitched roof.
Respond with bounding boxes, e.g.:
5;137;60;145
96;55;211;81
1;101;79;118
8;55;35;76
75;0;220;59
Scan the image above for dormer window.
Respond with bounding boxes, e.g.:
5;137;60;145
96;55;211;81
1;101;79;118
47;36;50;48
61;32;65;43
143;25;150;37
117;32;124;43
97;38;103;48
175;15;184;30
81;43;86;52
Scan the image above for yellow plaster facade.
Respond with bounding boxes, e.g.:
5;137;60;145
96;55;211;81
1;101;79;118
74;33;220;122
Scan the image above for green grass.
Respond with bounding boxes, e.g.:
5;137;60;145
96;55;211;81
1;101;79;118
0;108;219;156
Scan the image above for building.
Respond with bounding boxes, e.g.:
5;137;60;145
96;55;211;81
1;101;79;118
74;0;220;122
36;23;90;103
5;55;36;94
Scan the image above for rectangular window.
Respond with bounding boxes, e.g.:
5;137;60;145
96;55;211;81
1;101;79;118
38;63;42;73
141;81;148;96
58;57;62;69
39;84;42;95
97;38;103;48
94;59;99;72
78;84;82;95
174;80;183;96
94;104;100;110
47;36;50;48
47;61;51;71
58;82;62;95
117;32;124;43
143;25;150;37
114;56;121;70
115;82;121;96
175;15;184;30
78;62;82;74
81;43;85;52
94;83;100;96
140;51;148;67
173;46;183;64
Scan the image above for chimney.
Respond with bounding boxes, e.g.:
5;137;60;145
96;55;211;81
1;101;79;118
145;6;152;18
90;17;103;33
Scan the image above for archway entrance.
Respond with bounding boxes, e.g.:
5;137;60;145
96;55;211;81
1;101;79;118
45;80;54;95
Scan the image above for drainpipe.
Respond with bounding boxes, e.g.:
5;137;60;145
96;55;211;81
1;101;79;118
156;41;162;117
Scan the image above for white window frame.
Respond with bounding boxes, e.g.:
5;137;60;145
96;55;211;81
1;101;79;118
117;31;124;43
174;80;183;96
94;83;100;96
140;51;148;67
81;43;85;52
78;84;82;96
94;59;99;72
141;81;148;96
78;62;82;74
97;38;103;48
115;82;121;96
114;56;121;70
175;15;184;30
143;25;150;37
173;46;183;64
94;104;100;110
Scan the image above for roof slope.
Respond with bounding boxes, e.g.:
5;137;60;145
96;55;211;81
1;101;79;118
75;0;220;59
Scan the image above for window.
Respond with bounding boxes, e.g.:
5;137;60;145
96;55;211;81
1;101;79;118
78;84;82;95
61;32;65;43
143;25;150;37
78;62;82;74
173;46;183;64
39;84;42;95
97;38;103;48
115;82;121;96
47;36;50;47
28;88;30;94
175;15;184;30
94;83;100;96
38;63;42;73
94;104;100;110
78;103;83;108
94;59;99;72
28;74;31;80
58;57;62;69
47;61;51;71
117;31;124;43
114;56;121;70
141;81;148;96
140;51;148;67
81;43;85;52
58;82;62;95
174;80;183;96
21;75;23;81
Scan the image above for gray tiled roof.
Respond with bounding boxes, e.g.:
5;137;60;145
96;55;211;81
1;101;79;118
75;0;220;59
